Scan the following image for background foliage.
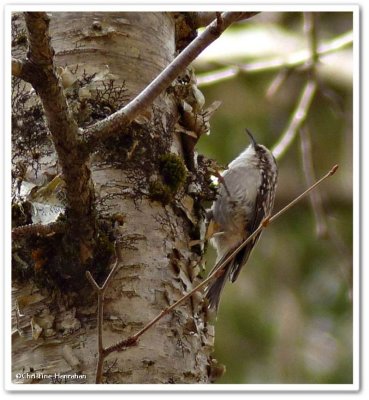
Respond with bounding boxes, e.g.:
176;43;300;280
194;12;353;384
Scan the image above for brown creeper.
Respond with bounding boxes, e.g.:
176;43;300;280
205;129;278;310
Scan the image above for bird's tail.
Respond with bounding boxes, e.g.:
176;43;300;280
205;261;232;311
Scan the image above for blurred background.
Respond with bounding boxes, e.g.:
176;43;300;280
194;12;354;384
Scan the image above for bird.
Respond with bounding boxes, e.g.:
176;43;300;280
205;129;278;311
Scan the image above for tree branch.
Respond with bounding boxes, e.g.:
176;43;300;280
12;221;65;240
83;12;258;148
23;12;96;252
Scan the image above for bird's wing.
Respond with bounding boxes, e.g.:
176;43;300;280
229;189;266;282
205;195;265;309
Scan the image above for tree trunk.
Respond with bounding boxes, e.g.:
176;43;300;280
12;12;215;384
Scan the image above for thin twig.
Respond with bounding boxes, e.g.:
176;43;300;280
272;79;317;160
100;164;338;356
86;247;121;384
196;30;352;86
270;164;338;223
83;12;257;148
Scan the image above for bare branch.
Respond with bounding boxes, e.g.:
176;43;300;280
86;244;121;384
197;30;352;86
304;12;319;68
265;13;318;101
85;271;100;292
266;69;290;99
12;221;65;240
83;12;257;147
100;165;338;355
23;12;96;250
300;122;328;238
271;13;322;160
272;79;317;160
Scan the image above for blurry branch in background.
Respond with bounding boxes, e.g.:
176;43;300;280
196;30;352;87
303;14;352;295
275;13;353;300
271;79;317;159
326;217;353;301
272;12;319;161
300;126;328;238
304;12;319;67
298;13;328;238
300;128;352;300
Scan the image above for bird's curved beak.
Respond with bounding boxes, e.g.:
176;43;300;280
245;128;257;148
